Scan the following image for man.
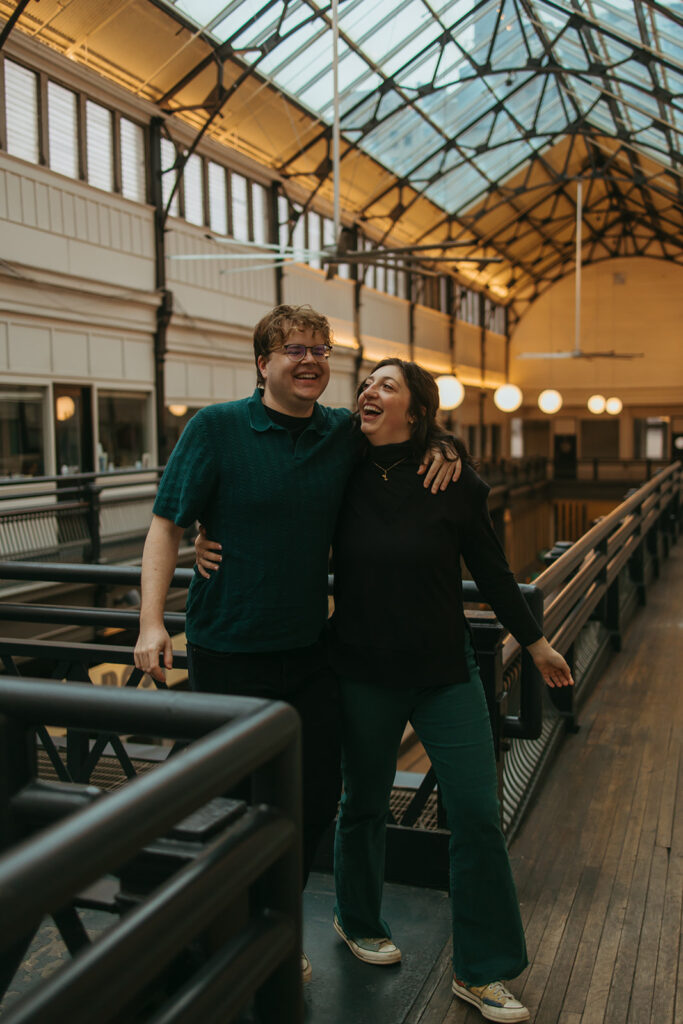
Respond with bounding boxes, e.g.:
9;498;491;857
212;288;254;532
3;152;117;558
134;304;459;980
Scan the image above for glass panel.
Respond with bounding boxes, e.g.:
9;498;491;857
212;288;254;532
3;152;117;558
231;172;249;240
183;152;204;225
307;211;321;267
86;100;114;192
55;386;88;475
0;386;46;478
208;161;228;235
252;181;268;244
97;391;149;470
120;118;146;202
291;207;305;261
161;137;180;216
164;405;201;456
48;81;79;179
4;60;39;164
277;193;290;250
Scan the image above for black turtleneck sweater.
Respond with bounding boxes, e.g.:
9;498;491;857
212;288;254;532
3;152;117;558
330;440;542;687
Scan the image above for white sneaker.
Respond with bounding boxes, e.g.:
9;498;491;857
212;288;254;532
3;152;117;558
301;952;312;983
452;977;529;1021
333;913;401;965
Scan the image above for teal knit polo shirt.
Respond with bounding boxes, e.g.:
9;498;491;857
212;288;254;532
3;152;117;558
153;389;357;652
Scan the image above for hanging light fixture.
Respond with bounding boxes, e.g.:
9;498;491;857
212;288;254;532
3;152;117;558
605;396;623;415
587;394;606;414
538;389;563;414
436;374;465;410
168;404;188;417
493;383;523;412
56;395;76;421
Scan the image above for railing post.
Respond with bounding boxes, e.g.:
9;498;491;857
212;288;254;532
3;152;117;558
646;514;661;578
468;620;506;808
629;535;647;606
86;484;103;564
606;571;621;651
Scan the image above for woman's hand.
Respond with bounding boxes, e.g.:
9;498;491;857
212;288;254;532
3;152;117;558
418;445;462;493
526;637;574;688
195;524;222;579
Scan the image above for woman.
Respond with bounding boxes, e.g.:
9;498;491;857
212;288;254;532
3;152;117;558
198;359;573;1022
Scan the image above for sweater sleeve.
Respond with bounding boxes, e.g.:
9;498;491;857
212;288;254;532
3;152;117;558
459;474;543;647
153;411;219;528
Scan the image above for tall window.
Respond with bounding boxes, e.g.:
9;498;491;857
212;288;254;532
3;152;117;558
252;182;268;245
47;81;79;179
86;100;114;192
4;60;39;164
291;206;305;262
208;161;228;234
0;386;46;478
120;117;146;202
97;392;149;470
231;172;249;241
160;137;180;216
183;152;204;225
307;211;321;268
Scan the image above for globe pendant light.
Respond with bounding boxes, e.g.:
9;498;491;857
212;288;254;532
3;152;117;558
436;374;465;410
538;389;563;414
587;394;606;414
493;383;523;412
605;396;623;415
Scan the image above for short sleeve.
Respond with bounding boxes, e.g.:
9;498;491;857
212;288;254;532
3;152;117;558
153;412;218;527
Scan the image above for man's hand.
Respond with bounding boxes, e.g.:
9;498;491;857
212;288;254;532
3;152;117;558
134;623;173;684
418;444;462;493
527;637;574;688
195;524;223;579
134;514;184;684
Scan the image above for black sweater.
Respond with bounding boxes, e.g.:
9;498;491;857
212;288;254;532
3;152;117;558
330;441;542;687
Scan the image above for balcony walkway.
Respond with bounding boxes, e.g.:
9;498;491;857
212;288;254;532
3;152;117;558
305;540;682;1024
2;542;681;1023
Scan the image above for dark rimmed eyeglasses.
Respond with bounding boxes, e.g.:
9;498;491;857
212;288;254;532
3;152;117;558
280;343;332;362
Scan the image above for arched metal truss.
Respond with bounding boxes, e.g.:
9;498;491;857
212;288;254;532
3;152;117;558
2;0;681;326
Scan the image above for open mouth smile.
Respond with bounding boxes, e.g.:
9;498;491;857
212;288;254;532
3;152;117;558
361;403;382;419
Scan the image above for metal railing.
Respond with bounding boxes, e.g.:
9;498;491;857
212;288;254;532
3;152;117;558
1;459;673;572
0;468;191;568
497;460;681;836
0;678;302;1024
0;461;680;886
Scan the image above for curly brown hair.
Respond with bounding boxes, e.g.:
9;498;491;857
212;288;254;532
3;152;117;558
253;304;334;387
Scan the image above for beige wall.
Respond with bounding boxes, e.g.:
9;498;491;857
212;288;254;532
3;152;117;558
509;257;683;406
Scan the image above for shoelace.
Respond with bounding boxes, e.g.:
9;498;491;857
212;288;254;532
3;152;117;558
484;982;514;1000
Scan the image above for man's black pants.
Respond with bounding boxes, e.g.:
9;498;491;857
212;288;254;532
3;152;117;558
186;636;341;887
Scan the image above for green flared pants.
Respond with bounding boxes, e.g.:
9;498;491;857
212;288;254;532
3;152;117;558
333;643;528;986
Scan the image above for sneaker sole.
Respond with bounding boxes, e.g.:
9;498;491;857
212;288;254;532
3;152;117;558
451;980;530;1022
333;916;402;965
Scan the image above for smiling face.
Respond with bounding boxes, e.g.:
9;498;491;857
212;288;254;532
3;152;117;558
258;327;331;416
357;364;413;446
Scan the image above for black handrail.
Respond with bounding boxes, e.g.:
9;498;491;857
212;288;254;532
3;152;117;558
0;678;303;1024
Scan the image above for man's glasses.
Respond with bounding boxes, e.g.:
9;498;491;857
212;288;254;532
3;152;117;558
281;343;332;362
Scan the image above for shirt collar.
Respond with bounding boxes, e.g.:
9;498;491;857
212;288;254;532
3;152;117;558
247;388;327;435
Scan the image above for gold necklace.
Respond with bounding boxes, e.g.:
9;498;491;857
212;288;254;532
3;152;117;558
372;457;407;481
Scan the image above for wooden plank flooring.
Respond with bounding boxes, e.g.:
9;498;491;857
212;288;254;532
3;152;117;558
415;541;682;1024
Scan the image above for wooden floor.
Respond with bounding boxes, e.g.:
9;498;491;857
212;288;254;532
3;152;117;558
409;541;683;1024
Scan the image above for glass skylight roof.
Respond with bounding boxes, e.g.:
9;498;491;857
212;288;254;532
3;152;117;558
158;0;682;217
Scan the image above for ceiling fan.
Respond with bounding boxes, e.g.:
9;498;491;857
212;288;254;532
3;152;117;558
516;180;643;361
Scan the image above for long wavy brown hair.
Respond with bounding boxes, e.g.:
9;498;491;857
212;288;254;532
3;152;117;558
356;358;472;464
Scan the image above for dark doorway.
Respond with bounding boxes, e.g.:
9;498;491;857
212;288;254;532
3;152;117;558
54;385;94;475
554;434;577;479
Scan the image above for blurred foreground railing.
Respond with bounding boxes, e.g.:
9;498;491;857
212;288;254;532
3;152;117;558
0;679;302;1024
